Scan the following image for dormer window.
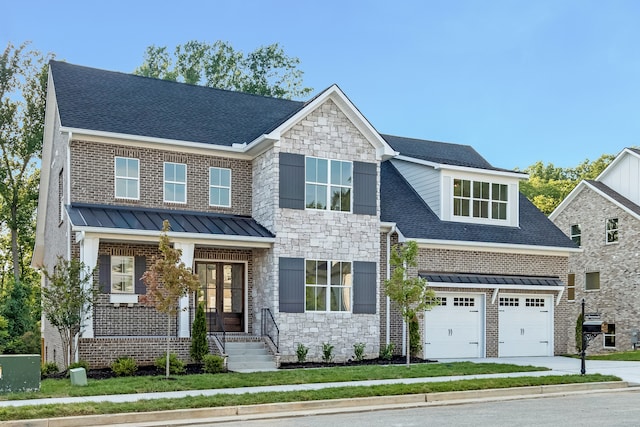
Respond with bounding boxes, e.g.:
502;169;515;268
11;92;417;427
453;179;508;220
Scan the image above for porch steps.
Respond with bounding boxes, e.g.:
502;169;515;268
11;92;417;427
225;341;278;372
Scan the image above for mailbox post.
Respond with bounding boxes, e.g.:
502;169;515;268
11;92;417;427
580;298;604;375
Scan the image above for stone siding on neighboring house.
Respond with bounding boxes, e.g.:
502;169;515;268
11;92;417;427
553;187;640;353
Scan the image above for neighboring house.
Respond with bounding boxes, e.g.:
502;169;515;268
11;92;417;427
33;61;577;369
550;148;640;353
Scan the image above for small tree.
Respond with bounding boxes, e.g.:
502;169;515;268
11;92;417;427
141;220;200;378
383;241;438;366
575;312;584;354
190;302;208;364
41;256;95;369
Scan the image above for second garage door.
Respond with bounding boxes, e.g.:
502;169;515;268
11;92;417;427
423;293;484;359
498;294;553;357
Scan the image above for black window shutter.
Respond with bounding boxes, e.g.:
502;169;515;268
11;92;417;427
279;257;305;313
98;255;111;294
353;261;377;314
279;153;305;209
134;256;146;295
353;161;377;215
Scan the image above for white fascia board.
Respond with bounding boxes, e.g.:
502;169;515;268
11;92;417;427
584;181;640;222
59;127;253;160
548;181;587;221
595;148;638;181
411;238;581;255
243;132;281;157
395;155;528;180
74;227;275;249
253;85;397;160
32;70;58;268
380;221;397;232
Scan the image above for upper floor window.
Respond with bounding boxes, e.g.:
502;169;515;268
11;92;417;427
111;256;134;294
606;218;618;244
305;157;352;212
164;162;187;204
115;157;139;199
585;271;600;291
570;224;581;246
305;260;352;312
453;179;507;220
209;167;231;207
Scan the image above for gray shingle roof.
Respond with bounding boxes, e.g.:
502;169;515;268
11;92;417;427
587;180;640;216
420;272;563;287
380;161;577;249
50;60;305;146
66;203;274;238
382;134;521;173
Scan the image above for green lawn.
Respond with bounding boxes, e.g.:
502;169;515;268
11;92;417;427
587;350;640;361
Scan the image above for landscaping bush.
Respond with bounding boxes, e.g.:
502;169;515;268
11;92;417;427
296;343;309;363
68;360;89;371
190;303;208;363
203;354;225;374
155;353;185;375
322;342;334;363
380;343;395;360
111;356;138;377
409;316;421;357
41;361;59;377
353;342;366;362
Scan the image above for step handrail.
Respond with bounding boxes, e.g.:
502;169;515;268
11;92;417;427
261;308;279;352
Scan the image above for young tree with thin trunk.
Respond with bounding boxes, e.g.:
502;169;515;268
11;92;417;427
41;256;95;369
383;240;438;366
141;220;200;378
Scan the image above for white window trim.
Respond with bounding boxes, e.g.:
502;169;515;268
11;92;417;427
209;167;232;207
164;162;187;204
570;224;581;247
305;156;353;213
605;218;618;245
305;259;352;313
603;324;616;348
585;271;600;292
453;178;508;221
114;156;140;200
111;255;135;294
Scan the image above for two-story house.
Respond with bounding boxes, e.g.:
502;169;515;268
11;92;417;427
33;61;577;369
551;148;640;353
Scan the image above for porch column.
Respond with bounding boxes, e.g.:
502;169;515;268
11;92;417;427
174;242;195;338
78;234;99;339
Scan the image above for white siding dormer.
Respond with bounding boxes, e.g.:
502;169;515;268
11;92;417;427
391;159;441;217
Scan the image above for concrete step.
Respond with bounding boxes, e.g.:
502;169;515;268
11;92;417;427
225;340;277;372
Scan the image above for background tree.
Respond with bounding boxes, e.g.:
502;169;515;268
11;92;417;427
41;256;95;369
135;40;312;99
141;220;200;378
383;240;438;366
190;302;208;364
519;153;615;215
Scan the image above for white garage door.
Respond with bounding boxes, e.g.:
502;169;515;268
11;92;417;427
498;295;553;357
423;293;484;359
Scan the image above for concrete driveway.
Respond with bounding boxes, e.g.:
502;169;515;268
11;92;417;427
445;356;640;384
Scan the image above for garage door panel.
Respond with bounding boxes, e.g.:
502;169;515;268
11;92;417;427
498;295;553;357
424;294;484;359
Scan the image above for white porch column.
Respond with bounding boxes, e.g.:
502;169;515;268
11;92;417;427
78;234;99;339
174;242;195;338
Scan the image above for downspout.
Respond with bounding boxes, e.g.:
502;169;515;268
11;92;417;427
386;224;396;346
67;131;77;363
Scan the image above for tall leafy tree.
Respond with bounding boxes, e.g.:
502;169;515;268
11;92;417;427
141;220;200;378
383;241;438;366
135;40;312;99
41;257;95;369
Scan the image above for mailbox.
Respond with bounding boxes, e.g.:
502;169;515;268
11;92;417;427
583;320;604;333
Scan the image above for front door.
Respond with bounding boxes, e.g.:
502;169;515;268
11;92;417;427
196;262;244;332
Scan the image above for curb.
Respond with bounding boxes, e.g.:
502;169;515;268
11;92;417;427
0;382;629;427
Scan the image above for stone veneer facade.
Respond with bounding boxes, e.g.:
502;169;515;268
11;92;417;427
253;99;381;362
552;187;640;353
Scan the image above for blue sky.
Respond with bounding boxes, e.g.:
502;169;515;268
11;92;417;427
3;0;638;169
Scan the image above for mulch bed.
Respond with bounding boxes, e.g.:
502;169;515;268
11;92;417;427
279;356;436;369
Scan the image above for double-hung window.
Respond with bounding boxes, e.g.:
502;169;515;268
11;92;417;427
567;273;575;301
164;162;187;203
209;167;231;207
453;179;507;220
603;323;616;348
115;157;139;199
305;157;352;212
606;218;618;244
111;256;134;293
570;224;581;246
305;260;352;312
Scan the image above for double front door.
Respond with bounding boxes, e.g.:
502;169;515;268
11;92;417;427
196;262;244;332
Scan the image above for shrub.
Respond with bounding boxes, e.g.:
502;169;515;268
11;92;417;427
111;356;138;377
409;316;422;357
68;360;89;371
191;303;209;363
41;361;59;377
155;353;185;375
353;342;366;362
321;342;334;363
203;354;225;374
380;343;395;360
296;343;309;363
576;312;584;353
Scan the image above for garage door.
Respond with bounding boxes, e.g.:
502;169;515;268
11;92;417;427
498;295;553;357
423;293;484;359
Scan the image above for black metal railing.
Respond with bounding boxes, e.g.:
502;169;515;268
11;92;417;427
261;308;279;352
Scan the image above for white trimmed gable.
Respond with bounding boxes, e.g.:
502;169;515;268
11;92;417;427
598;148;640;205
